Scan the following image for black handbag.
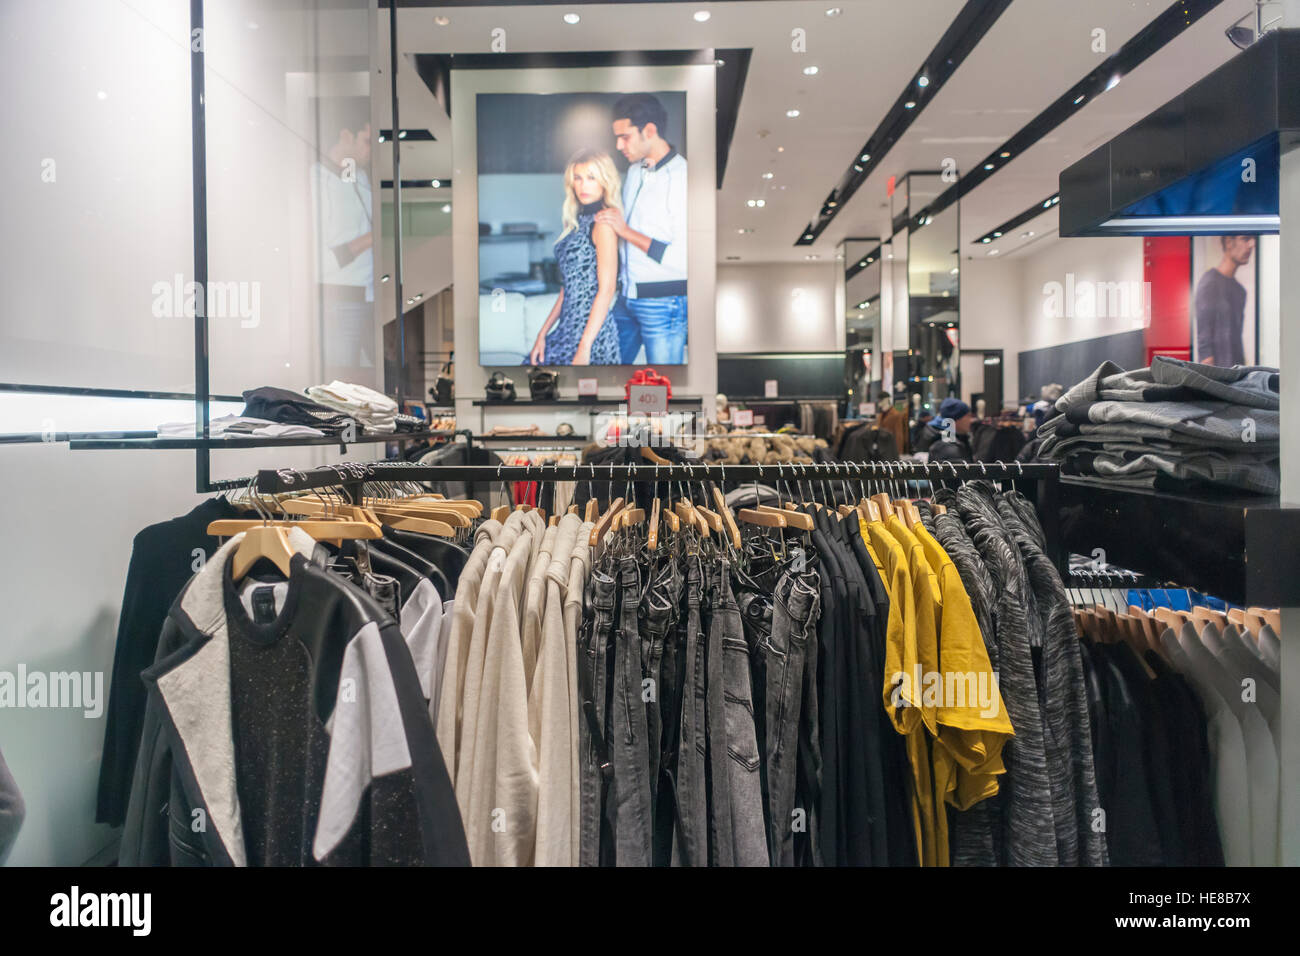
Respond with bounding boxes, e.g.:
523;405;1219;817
431;357;454;406
485;371;517;403
528;368;559;401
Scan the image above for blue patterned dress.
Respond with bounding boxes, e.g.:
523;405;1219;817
543;204;621;365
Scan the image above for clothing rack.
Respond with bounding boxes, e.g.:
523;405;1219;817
245;459;1062;566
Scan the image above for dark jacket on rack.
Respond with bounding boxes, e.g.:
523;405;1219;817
97;497;240;827
119;529;469;867
834;422;900;462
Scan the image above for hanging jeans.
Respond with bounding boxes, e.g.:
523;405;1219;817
610;554;653;865
671;554;708;866
579;569;617;867
642;558;682;866
765;569;821;866
705;560;769;867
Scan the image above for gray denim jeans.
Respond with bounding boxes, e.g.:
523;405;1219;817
706;560;769;867
610;554;653;865
671;553;708;866
578;568;617;867
765;569;820;866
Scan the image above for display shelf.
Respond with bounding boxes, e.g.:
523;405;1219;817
1058;475;1293;606
67;429;456;451
471;395;703;407
474;433;590;442
1;430;158;445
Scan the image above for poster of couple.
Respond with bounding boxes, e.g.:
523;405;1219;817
477;90;688;367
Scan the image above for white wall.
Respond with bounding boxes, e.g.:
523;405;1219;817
451;64;717;425
715;262;839;353
0;0;378;866
1015;235;1147;352
959;255;1023;402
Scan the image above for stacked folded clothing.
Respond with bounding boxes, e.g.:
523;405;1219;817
1038;356;1279;494
156;415;325;439
241;385;356;434
305;380;399;433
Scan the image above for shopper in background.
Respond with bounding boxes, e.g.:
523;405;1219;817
910;410;933;451
875;391;908;454
1195;235;1255;367
601;93;689;365
915;397;974;462
1031;383;1063;427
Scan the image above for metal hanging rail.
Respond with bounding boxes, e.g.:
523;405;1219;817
254;459;1060;493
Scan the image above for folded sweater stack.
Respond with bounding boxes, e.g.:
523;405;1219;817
1037;357;1279;495
305;380;399;434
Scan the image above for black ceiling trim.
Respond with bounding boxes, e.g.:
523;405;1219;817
845;244;883;281
381;178;453;189
411;49;749;191
972;193;1059;245
793;0;1014;247
714;49;751;189
906;0;1228;242
379;128;436;142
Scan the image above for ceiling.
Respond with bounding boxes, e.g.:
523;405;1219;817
379;0;1261;264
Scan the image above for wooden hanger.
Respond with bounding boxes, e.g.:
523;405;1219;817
568;504;580;516
711;486;742;549
648;496;661;550
759;505;813;531
859;497;883;522
491;504;511;522
590;496;626;547
871;491;893;520
1151;607;1187;633
932;502;947;515
739;508;787;529
358;497;471;528
617;507;646;530
366;508;457;537
584;498;599;523
674;499;709;536
1191;606;1228;632
695;504;723;534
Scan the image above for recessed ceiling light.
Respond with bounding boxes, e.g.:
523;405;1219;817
715;58;725;67
866;256;873;263
949;267;959;275
1105;74;1121;91
999;151;1011;158
861;153;870;161
988;249;1000;256
786;109;800;118
983;162;994;170
827;201;837;208
398;130;407;139
378;133;385;142
917;75;929;88
747;199;756;207
434;15;449;26
563;12;580;24
992;231;1002;237
430;179;441;187
805;254;819;260
761;172;774;179
737;228;753;234
804;66;819;76
886;254;894;260
381;274;390;283
694;10;711;21
982;237;991;243
803;233;814;240
442;204;451;213
1074;94;1086;105
777;146;785;152
756;199;766;207
904;101;916;109
826;7;842;16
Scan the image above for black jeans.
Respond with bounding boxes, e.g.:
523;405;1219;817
610;554;652;865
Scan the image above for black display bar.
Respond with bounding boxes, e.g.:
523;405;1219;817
0;382;244;402
0;430;158;445
68;430;455;451
255;459;1060;494
471;396;703;407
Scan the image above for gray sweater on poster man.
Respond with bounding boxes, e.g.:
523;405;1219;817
0;748;24;864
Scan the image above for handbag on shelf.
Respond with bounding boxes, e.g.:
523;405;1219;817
624;367;673;403
528;368;559;401
484;371;517;403
431;357;455;406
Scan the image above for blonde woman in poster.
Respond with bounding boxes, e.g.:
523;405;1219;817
527;149;623;366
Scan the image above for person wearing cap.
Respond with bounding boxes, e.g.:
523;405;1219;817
915;397;975;463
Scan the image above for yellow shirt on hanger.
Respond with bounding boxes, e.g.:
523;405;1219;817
911;521;1014;811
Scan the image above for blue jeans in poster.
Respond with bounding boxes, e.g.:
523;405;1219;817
614;294;688;365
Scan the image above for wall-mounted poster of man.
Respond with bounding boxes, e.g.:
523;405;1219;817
1192;235;1256;368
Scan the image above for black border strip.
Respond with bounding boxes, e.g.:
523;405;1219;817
972;193;1059;246
794;0;1013;246
908;0;1227;244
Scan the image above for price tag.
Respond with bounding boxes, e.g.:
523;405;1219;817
733;409;754;426
578;378;598;396
629;384;668;414
764;379;779;398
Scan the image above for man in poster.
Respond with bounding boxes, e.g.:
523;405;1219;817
1195;235;1255;367
598;93;688;364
